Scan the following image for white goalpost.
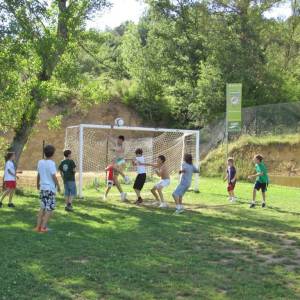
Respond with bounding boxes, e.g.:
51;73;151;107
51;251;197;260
65;124;200;198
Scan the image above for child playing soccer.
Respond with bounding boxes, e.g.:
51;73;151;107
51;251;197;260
58;150;76;212
224;157;237;202
103;161;127;201
132;148;147;205
141;155;170;208
248;154;269;208
0;152;20;208
108;133;130;184
172;154;199;214
35;145;60;233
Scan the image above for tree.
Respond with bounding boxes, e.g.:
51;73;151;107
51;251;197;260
0;0;109;163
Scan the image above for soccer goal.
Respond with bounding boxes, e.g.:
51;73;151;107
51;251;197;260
65;124;200;198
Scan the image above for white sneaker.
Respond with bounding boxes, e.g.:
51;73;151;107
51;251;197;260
175;208;184;214
228;197;232;202
102;195;107;201
159;202;168;208
231;197;236;202
120;192;127;201
124;176;131;184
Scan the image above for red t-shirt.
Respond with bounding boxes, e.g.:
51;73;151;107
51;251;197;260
107;165;114;181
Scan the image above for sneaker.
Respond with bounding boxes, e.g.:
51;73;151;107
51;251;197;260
174;208;184;214
120;192;127;202
102;195;107;201
228;197;232;202
159;202;168;208
135;197;143;205
124;176;131;185
262;202;266;208
8;203;15;208
231;197;236;202
0;202;2;208
249;203;256;208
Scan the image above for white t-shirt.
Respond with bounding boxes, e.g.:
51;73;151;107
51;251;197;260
37;159;57;193
136;156;146;174
4;160;16;181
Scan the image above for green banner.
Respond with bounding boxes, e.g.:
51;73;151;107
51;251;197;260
226;83;242;132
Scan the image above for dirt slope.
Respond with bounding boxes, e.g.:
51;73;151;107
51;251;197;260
14;99;142;170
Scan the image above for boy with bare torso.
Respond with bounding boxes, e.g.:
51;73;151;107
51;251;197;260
141;155;170;208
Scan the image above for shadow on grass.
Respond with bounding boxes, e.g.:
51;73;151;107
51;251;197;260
0;195;299;299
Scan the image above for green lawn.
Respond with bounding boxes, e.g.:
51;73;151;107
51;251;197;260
0;177;300;300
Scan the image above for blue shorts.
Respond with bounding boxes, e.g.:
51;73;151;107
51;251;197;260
254;181;267;193
64;181;77;197
173;184;190;198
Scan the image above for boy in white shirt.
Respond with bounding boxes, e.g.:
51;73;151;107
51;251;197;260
35;145;60;233
0;152;19;208
132;148;147;205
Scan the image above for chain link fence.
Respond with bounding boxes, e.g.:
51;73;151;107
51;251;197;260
200;102;300;187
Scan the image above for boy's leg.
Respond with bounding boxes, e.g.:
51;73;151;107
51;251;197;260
36;209;45;229
250;188;257;208
8;189;15;205
262;191;266;207
0;189;10;203
105;186;111;197
151;186;160;202
41;211;53;229
114;175;127;201
134;189;141;198
157;187;168;207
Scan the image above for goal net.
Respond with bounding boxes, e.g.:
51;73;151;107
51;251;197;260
65;124;200;197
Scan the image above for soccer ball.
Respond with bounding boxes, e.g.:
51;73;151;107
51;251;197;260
114;117;124;127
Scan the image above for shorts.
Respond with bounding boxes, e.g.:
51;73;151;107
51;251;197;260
254;181;267;193
173;183;189;198
133;173;146;191
155;179;170;189
227;181;236;192
64;181;77;197
4;181;16;189
116;158;126;166
107;180;114;187
40;190;56;212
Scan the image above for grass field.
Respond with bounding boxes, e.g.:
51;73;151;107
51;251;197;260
0;177;300;300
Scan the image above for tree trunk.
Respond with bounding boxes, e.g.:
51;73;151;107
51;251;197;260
10;86;43;165
9;0;68;166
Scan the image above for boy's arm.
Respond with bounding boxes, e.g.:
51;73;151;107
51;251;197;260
52;174;61;193
224;173;228;181
193;166;200;173
37;173;40;190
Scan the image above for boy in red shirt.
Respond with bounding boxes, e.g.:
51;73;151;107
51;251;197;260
103;162;127;201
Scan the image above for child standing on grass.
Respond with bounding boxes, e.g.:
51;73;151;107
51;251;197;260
172;154;199;214
224;157;237;202
0;152;19;208
103;161;127;201
141;155;170;208
35;145;60;233
132;148;147;205
248;154;269;208
58;150;76;212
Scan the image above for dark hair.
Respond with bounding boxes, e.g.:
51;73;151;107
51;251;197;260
118;135;125;141
227;157;234;164
135;148;143;155
5;152;14;161
64;149;72;158
158;155;166;163
44;145;55;158
255;154;263;162
184;153;193;165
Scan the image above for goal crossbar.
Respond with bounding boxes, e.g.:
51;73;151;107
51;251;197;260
65;124;200;198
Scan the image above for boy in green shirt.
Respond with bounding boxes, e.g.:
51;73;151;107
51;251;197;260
248;154;269;208
59;150;77;212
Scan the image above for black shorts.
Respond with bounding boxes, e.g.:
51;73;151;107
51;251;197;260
254;181;267;192
133;173;146;191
